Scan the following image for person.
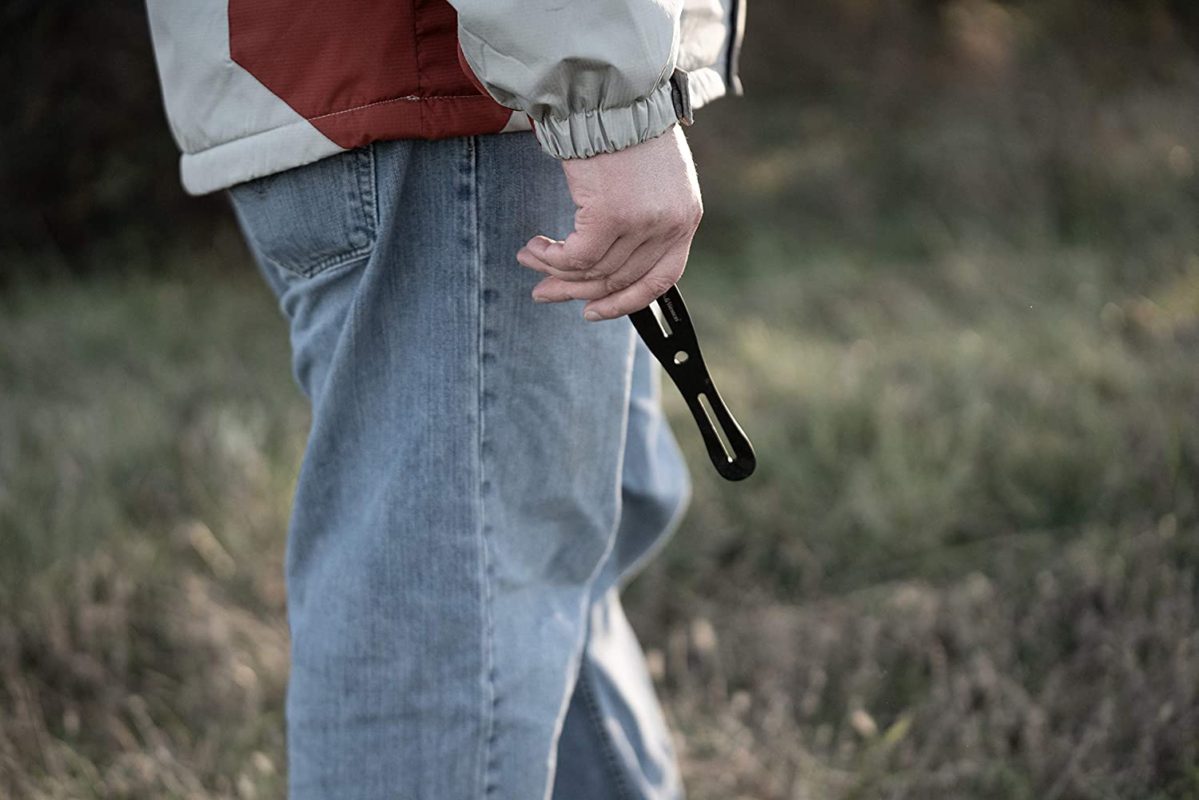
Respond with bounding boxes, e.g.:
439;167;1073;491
144;0;745;797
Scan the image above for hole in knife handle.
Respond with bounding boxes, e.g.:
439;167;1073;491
697;392;734;463
673;350;689;365
649;301;673;338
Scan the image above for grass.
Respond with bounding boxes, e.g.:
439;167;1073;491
0;260;299;798
1;227;1197;798
633;240;1199;799
5;4;1199;791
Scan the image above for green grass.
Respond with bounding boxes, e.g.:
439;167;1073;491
650;240;1199;599
633;238;1199;799
0;264;299;799
6;2;1199;798
1;230;1197;798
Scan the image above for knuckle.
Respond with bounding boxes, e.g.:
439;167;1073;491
641;275;673;299
569;246;607;271
620;204;669;229
609;272;635;292
672;203;702;232
607;205;634;227
600;273;632;295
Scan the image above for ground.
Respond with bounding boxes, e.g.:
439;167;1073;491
2;226;1197;797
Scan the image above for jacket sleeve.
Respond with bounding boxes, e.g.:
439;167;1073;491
447;0;683;159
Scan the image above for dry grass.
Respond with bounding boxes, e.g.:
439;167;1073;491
650;526;1199;799
4;2;1199;795
2;230;1197;798
0;269;298;799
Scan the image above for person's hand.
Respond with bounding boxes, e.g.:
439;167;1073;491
517;124;702;321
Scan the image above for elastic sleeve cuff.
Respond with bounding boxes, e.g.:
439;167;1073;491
532;79;678;160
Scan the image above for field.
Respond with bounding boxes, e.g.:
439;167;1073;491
4;1;1199;797
3;220;1198;797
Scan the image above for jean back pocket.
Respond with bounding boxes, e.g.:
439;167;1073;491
228;146;377;278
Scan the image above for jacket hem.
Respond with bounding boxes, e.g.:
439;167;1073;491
180;76;732;195
180;117;345;196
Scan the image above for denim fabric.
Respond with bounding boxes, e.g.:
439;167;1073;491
228;131;692;800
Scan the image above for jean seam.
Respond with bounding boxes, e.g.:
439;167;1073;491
572;329;639;800
472;135;501;800
262;243;373;278
577;660;638;800
357;144;378;241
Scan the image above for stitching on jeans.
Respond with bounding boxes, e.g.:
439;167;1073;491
358;144;378;237
577;333;641;797
263;243;372;278
577;660;637;800
473;136;501;799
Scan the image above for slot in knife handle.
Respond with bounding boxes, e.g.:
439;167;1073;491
683;382;756;481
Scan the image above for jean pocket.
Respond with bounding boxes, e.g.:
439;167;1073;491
228;146;377;278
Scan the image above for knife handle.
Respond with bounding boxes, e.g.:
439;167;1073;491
681;380;757;481
628;286;756;482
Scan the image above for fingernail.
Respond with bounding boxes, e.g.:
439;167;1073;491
533;294;549;303
584;310;601;322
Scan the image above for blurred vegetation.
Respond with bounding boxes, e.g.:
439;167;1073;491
3;0;1199;798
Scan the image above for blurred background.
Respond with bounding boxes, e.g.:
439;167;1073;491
3;1;1198;797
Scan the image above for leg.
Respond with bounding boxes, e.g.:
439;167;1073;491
552;338;692;800
552;587;687;800
600;336;693;593
230;131;664;799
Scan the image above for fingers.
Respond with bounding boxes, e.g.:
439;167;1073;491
519;220;618;274
517;235;640;283
518;221;692;320
528;235;677;303
517;195;694;282
580;244;687;321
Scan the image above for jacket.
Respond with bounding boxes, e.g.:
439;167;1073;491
145;0;745;196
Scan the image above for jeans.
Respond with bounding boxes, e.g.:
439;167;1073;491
227;131;692;800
